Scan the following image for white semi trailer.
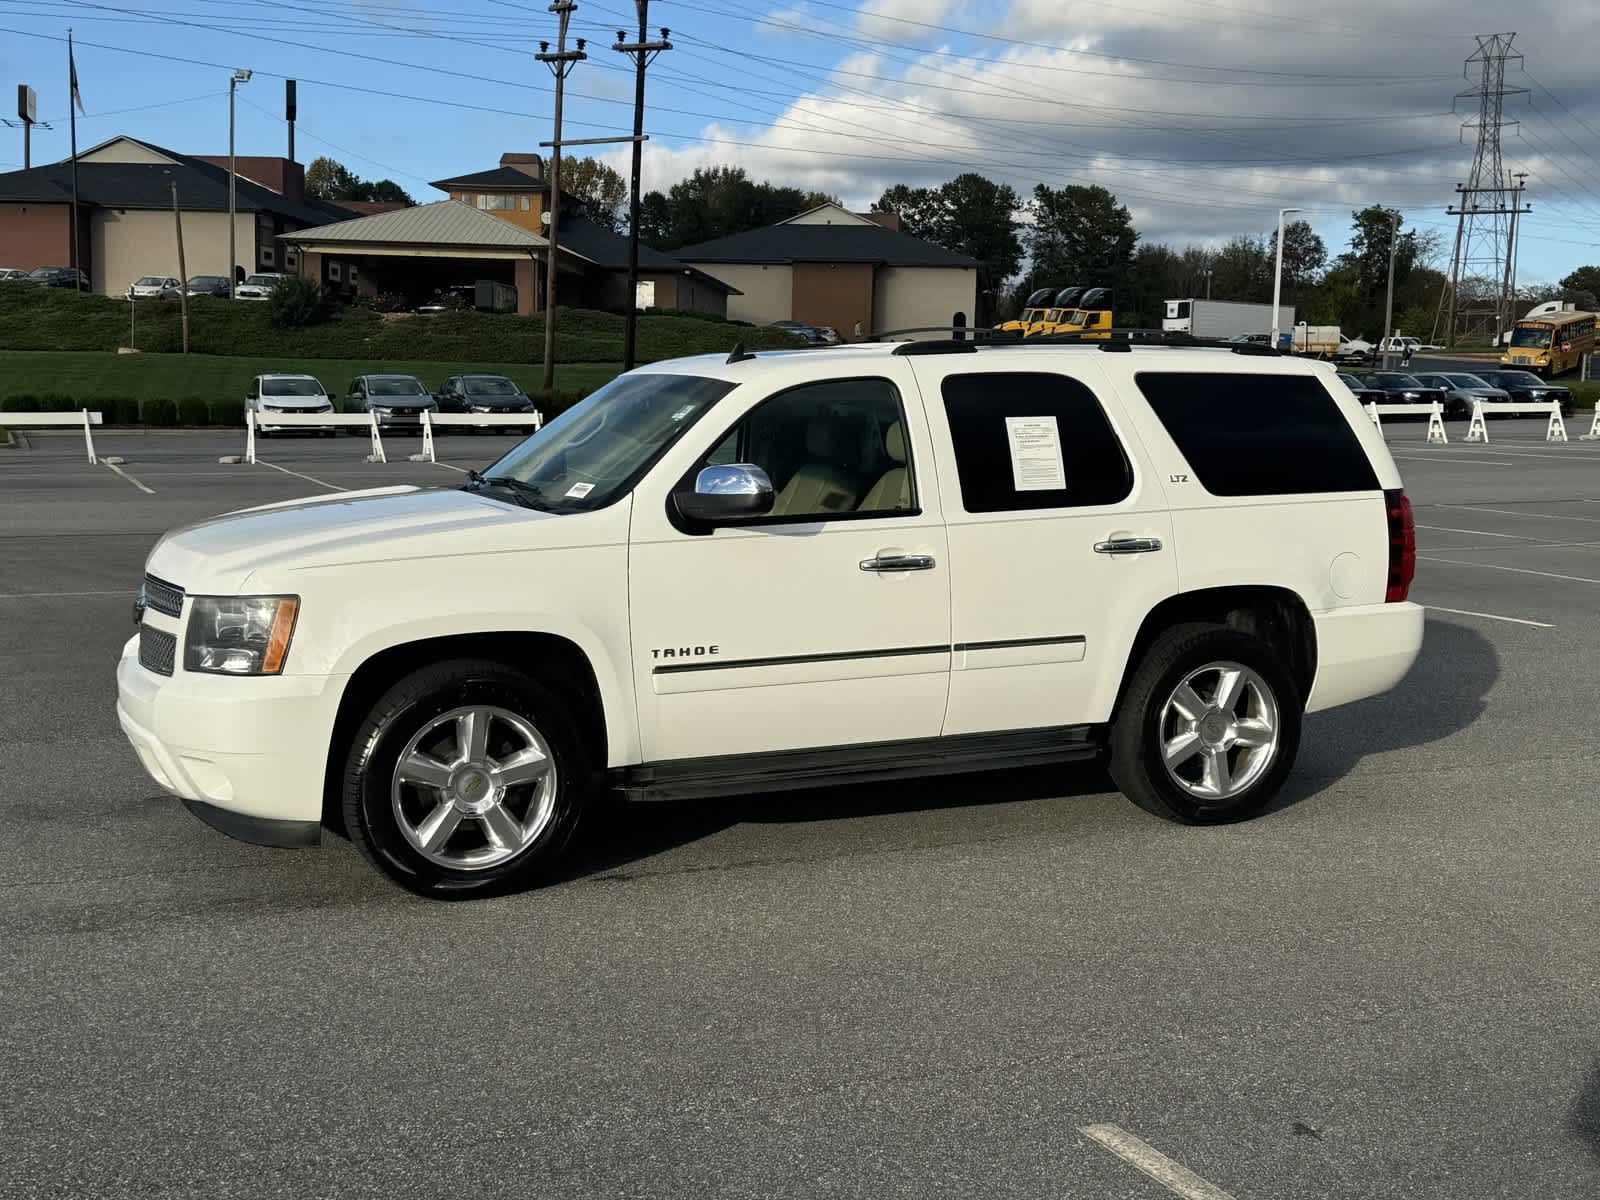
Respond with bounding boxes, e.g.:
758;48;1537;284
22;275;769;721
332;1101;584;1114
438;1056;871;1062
1163;299;1296;341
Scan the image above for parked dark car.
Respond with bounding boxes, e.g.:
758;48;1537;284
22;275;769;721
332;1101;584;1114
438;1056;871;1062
1357;372;1449;417
27;267;89;289
1411;372;1509;419
435;375;539;432
1475;369;1574;417
344;374;438;432
1336;373;1388;405
185;274;232;298
768;319;826;344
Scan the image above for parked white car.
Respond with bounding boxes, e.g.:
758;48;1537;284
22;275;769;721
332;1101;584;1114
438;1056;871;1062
127;275;182;300
0;267;29;281
245;373;335;434
119;341;1424;896
235;272;287;301
1334;333;1374;365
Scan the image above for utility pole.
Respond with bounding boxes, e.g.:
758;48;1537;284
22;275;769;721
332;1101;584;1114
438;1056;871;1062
173;182;190;353
285;79;296;163
536;3;585;392
1270;207;1299;351
613;5;671;371
228;68;252;300
1500;171;1528;334
1436;33;1529;347
1204;269;1212;300
1383;210;1401;348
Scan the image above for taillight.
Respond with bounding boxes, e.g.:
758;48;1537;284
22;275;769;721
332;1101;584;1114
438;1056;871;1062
1384;488;1415;602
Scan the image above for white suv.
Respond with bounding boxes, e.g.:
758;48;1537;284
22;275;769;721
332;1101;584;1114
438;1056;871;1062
118;340;1424;896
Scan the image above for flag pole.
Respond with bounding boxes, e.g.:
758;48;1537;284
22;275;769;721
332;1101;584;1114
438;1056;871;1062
68;29;82;291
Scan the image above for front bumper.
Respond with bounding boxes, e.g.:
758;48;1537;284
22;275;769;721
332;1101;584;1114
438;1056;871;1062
117;632;346;842
1305;602;1424;714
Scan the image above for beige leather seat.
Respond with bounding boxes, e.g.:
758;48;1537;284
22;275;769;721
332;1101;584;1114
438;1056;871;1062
858;421;911;512
769;415;858;517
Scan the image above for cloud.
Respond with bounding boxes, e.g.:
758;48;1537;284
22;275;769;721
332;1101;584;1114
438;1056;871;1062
626;4;1600;270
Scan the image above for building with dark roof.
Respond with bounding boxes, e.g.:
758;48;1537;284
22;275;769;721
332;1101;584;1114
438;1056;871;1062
676;202;980;337
0;136;356;295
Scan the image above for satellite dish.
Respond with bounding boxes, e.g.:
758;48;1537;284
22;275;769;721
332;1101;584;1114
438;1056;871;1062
540;211;551;226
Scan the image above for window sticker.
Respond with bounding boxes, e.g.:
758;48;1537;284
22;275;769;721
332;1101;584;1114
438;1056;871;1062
564;482;595;499
1004;415;1066;491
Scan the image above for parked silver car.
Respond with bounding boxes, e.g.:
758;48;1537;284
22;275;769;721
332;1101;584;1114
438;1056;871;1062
127;275;183;300
235;272;287;301
1412;372;1510;420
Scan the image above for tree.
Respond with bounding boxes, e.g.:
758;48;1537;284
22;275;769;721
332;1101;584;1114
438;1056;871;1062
562;156;627;232
1025;184;1137;293
874;174;1021;322
1560;265;1600;298
872;184;939;239
638;190;673;246
1210;234;1274;303
638;166;822;249
305;156;361;202
304;155;413;206
1275;219;1326;292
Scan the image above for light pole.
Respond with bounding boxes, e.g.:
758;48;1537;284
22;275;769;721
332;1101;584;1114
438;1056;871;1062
1203;268;1213;300
1271;207;1299;350
228;68;252;300
1383;210;1401;355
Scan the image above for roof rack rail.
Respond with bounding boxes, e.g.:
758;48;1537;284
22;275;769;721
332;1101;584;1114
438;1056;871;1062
891;339;978;356
867;326;1023;343
1028;328;1285;355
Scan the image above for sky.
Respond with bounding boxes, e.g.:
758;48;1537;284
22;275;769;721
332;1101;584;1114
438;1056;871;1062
2;0;1598;285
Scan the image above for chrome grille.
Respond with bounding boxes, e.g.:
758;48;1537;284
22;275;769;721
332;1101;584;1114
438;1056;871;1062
138;625;177;676
142;574;184;617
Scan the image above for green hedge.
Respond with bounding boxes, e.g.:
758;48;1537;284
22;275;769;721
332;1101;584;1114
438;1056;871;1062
0;284;803;363
177;396;211;426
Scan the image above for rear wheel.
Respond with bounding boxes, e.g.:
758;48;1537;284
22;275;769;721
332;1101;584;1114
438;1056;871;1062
341;659;592;896
1110;624;1302;824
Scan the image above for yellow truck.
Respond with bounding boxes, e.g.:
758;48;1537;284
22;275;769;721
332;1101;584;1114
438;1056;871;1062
1024;286;1085;337
995;288;1058;336
1044;287;1115;340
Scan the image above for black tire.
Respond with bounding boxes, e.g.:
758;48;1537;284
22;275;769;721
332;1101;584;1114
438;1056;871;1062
340;658;592;897
1109;623;1302;825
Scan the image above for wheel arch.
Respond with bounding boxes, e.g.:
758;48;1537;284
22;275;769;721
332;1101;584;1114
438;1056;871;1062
1111;586;1317;723
321;631;609;833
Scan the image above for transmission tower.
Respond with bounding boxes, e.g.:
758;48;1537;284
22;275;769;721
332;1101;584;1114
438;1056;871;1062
1434;33;1530;347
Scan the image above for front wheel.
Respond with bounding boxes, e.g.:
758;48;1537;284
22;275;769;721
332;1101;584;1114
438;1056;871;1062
341;659;592;896
1109;624;1302;824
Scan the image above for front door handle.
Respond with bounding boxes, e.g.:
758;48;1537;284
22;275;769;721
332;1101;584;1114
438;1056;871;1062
860;553;937;573
1094;537;1163;556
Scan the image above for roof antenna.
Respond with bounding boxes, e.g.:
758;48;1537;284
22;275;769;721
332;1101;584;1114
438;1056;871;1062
726;341;757;364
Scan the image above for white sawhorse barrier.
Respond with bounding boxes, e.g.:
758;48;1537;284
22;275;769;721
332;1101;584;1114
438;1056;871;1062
1366;401;1447;445
245;409;389;464
0;409;104;463
1582;408;1600;441
1464;399;1568;444
411;409;544;463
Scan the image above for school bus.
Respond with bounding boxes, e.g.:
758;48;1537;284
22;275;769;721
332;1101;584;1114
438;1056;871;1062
1501;310;1596;377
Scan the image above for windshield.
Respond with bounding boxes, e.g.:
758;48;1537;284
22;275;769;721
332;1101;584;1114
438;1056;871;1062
262;377;324;397
1489;371;1541;387
245;275;279;287
1510;326;1553;348
1061;310;1088;327
27;268;59;280
1372;374;1423;387
369;378;428;396
480;373;737;512
465;377;519;396
135;276;166;286
1445;374;1489;388
189;276;225;287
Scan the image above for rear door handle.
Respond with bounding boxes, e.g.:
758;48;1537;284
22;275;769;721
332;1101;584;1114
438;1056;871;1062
860;553;937;572
1094;537;1163;556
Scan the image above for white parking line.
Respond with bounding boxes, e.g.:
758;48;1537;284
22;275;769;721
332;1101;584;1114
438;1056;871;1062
1079;1124;1237;1200
1416;523;1533;540
1426;605;1555;628
101;461;154;494
1437;503;1600;526
1419;555;1600;585
257;461;346;491
1390;452;1513;467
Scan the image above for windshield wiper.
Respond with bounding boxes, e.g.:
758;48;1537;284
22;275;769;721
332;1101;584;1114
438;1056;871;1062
466;474;553;511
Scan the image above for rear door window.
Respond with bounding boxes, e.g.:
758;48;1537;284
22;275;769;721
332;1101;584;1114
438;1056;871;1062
941;372;1132;513
1135;372;1378;496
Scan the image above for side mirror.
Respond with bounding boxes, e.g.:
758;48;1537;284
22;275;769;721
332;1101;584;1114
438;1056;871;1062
675;464;774;524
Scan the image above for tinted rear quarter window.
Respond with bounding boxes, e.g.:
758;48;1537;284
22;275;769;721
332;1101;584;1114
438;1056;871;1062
1135;372;1378;496
941;372;1132;512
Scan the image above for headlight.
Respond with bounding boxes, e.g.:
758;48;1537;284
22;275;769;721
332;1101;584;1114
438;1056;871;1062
316;402;334;413
184;595;299;675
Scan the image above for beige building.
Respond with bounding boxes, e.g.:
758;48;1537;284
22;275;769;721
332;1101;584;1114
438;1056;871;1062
0;135;355;295
677;203;979;338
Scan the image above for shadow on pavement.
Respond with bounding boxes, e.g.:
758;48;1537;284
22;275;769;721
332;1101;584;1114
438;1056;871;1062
1274;615;1499;808
1575;1059;1600;1161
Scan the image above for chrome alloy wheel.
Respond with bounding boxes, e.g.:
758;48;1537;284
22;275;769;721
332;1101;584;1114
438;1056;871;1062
1158;661;1279;803
391;705;558;870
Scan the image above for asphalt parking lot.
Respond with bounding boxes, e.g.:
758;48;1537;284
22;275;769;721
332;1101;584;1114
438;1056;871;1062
4;420;1600;1199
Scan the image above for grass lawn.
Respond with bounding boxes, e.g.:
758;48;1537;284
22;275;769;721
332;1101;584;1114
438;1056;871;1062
0;351;619;406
